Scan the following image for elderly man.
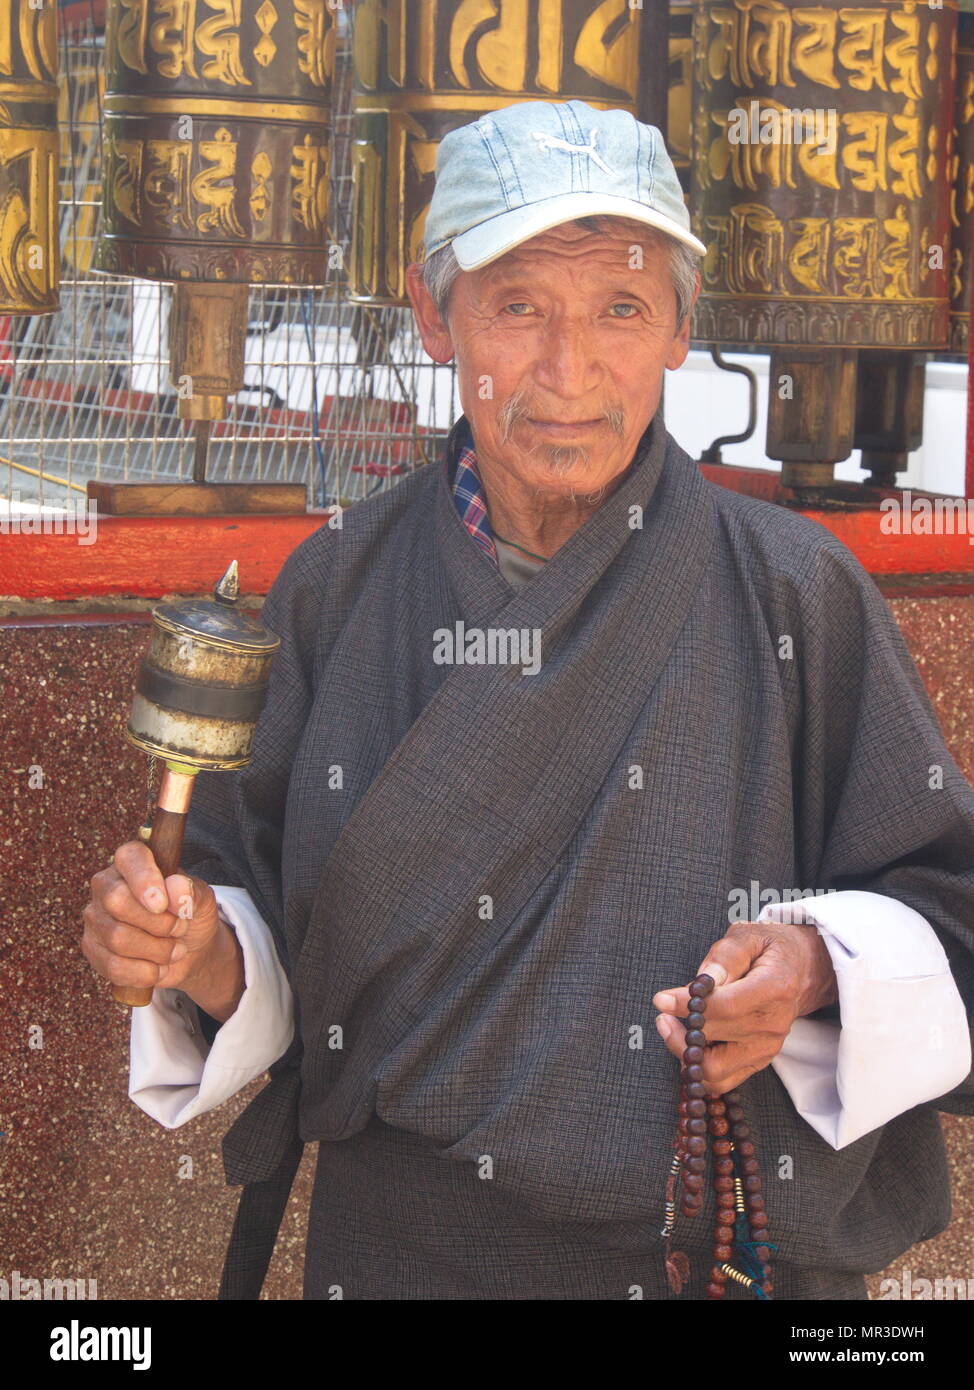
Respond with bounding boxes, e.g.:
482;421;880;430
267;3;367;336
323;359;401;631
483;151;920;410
83;100;974;1301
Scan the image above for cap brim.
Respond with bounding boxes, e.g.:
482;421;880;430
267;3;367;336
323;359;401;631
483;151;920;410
448;191;707;268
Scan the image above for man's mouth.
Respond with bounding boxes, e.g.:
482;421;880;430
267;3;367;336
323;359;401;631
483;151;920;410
526;417;603;433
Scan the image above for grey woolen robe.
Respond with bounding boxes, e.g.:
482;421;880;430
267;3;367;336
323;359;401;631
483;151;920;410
178;411;974;1300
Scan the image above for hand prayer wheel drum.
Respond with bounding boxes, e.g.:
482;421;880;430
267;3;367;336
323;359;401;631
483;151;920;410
0;0;60;314
689;0;957;489
347;0;668;306
95;0;337;451
117;562;280;1007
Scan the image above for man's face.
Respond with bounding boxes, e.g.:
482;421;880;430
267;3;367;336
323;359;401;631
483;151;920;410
406;220;698;499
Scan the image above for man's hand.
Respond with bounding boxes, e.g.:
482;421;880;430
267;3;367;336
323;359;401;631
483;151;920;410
652;919;839;1095
82;841;244;1021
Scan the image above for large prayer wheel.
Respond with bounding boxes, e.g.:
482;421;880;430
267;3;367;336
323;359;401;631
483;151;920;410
668;0;692;196
689;0;957;490
349;0;668;306
950;11;974;353
0;0;60;314
690;0;956;350
95;0;337;438
96;0;336;284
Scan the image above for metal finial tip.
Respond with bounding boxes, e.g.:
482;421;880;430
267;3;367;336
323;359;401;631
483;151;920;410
214;560;240;606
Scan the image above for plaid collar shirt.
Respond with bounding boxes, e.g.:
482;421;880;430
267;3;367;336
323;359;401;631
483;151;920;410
449;422;498;565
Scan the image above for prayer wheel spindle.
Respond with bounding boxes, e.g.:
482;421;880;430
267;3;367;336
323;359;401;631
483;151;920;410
117;561;280;1008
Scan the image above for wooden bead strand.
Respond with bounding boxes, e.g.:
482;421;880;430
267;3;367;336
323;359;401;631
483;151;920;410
661;973;775;1300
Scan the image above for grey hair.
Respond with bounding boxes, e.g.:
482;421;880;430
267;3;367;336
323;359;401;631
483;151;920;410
421;215;700;331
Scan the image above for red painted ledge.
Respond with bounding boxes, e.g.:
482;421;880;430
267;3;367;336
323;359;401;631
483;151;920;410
0;511;334;600
2;471;974;601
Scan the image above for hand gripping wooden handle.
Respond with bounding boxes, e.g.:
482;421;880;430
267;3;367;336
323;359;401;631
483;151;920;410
113;766;198;1007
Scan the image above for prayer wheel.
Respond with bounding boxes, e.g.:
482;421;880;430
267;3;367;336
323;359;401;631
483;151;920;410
95;0;337;437
0;0;60;314
690;0;957;489
348;0;668;306
118;561;280;1008
950;11;974;354
668;0;692;196
126;561;280;771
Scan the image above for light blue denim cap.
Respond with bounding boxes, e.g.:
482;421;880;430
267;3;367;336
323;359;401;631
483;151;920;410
422;98;706;269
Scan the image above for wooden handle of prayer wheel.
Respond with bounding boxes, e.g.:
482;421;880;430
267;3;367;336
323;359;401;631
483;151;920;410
113;766;198;1008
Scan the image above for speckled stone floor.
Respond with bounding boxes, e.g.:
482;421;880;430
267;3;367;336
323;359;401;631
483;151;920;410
1;600;971;1300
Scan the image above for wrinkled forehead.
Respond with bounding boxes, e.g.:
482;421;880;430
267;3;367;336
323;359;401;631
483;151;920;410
475;219;671;281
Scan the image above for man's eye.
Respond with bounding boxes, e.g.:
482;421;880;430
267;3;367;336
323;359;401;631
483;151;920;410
504;302;533;315
609;303;639;317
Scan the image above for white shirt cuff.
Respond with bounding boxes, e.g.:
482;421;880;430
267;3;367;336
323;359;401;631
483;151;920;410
128;885;294;1129
764;890;971;1149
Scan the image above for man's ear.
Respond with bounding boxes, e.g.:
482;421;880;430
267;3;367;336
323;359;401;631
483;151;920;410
665;267;700;372
404;263;455;364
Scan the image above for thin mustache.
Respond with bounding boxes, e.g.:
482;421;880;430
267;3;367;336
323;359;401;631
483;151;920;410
497;391;626;443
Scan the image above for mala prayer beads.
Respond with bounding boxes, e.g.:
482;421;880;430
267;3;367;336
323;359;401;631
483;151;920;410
660;973;775;1300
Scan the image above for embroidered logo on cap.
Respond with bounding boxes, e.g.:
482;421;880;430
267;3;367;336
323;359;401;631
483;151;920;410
530;128;614;175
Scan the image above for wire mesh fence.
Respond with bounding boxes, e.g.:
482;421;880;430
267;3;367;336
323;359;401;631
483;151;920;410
2;4;459;511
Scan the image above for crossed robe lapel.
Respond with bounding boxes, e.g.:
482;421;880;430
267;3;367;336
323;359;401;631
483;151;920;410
296;412;717;1135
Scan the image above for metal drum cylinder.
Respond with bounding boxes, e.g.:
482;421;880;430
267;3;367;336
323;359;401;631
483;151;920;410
349;0;668;306
126;591;280;770
95;0;337;285
691;0;957;349
0;0;59;314
668;1;693;196
950;10;974;353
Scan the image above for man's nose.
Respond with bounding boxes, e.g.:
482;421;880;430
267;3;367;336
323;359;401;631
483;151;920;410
533;318;602;399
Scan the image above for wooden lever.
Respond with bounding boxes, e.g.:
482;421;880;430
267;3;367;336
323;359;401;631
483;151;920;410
113;765;198;1007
